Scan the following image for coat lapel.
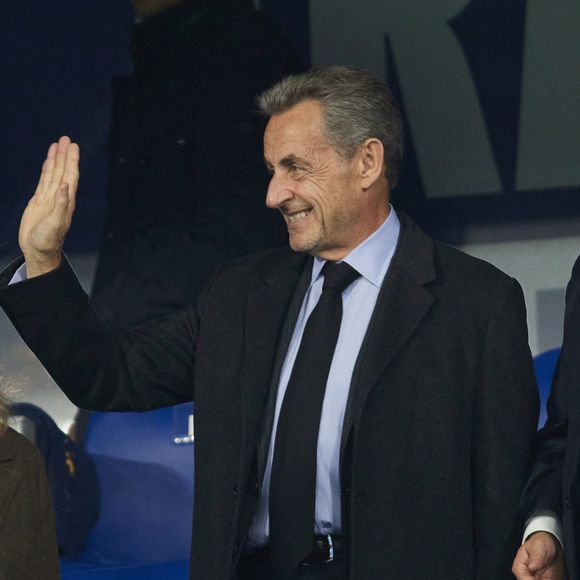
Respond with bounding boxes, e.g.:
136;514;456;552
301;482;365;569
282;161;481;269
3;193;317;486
239;252;310;473
341;216;437;457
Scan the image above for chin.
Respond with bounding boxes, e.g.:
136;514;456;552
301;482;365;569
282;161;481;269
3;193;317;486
289;236;319;254
287;224;327;253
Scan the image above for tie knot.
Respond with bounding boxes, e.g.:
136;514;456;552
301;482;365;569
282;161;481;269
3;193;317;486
322;261;360;293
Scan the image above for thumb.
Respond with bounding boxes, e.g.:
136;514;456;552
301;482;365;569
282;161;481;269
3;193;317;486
527;539;555;572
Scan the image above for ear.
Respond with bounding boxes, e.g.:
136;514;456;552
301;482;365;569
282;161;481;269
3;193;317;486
357;138;385;190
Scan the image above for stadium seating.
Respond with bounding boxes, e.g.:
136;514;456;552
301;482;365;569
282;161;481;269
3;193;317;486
60;403;194;580
533;347;561;428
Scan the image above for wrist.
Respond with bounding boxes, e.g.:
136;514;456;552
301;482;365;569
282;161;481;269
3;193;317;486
527;531;557;542
524;511;563;549
23;252;62;278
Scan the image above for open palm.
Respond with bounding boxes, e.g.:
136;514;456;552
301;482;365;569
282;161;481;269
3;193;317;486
19;136;80;277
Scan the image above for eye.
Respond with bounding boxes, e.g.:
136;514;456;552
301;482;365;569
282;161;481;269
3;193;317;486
289;164;305;176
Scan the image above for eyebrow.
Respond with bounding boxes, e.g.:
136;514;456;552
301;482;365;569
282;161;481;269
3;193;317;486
264;154;312;170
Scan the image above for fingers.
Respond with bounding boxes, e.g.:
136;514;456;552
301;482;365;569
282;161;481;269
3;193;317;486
63;141;80;201
43;183;73;247
512;544;535;580
61;182;77;230
512;534;563;580
54;183;72;230
34;142;57;197
48;136;71;196
526;535;558;573
33;136;80;209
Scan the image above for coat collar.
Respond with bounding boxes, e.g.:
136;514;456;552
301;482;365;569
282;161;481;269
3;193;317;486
237;213;438;466
243;250;310;402
341;214;437;455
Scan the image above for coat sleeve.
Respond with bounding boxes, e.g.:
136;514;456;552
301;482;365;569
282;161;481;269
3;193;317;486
519;256;580;526
0;256;215;411
472;278;539;580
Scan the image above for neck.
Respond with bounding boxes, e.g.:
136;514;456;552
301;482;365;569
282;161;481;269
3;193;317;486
315;203;391;262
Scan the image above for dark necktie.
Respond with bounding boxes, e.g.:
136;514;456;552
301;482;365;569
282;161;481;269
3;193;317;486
269;261;361;575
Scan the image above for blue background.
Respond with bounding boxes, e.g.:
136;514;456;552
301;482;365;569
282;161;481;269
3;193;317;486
1;0;578;258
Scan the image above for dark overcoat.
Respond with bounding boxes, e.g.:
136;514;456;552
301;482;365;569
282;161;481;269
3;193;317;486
0;216;538;579
0;427;60;580
520;255;580;579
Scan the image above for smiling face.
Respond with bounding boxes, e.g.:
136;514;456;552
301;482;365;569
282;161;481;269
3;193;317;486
264;100;389;261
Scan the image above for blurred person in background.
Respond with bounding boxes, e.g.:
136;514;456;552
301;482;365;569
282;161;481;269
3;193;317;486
512;256;580;580
70;0;301;447
0;390;60;580
90;0;301;329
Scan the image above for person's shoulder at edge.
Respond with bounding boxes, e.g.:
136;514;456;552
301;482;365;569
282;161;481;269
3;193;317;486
0;426;44;465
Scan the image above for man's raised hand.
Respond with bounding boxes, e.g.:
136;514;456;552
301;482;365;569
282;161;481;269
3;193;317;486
18;136;80;278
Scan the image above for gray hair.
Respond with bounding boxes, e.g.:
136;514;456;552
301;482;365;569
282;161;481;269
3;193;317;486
258;66;404;187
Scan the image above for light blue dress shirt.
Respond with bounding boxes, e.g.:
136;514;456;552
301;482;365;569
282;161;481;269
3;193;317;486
248;207;401;546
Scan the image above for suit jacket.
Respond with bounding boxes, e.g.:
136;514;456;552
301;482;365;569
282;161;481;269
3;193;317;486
0;215;538;580
0;427;60;580
520;255;580;579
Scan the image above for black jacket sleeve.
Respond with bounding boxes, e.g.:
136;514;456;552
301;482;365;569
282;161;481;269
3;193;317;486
0;256;214;411
520;256;580;524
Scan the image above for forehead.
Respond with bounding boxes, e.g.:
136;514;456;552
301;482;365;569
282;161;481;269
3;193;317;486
263;100;330;161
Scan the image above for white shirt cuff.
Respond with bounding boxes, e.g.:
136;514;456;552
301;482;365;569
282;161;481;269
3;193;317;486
523;510;563;549
9;264;27;285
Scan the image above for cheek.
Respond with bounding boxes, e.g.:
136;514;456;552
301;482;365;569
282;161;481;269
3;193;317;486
303;182;332;210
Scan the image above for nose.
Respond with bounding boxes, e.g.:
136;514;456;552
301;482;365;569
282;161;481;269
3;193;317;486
266;172;293;209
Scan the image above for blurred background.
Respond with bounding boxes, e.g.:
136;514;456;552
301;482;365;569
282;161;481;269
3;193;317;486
1;0;579;431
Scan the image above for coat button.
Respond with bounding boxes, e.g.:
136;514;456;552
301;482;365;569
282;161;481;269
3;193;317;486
177;137;187;147
233;485;239;497
116;156;127;165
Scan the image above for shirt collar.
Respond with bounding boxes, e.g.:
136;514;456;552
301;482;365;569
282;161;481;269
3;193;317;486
311;206;401;289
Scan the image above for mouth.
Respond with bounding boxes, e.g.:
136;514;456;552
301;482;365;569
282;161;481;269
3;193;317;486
284;208;312;223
